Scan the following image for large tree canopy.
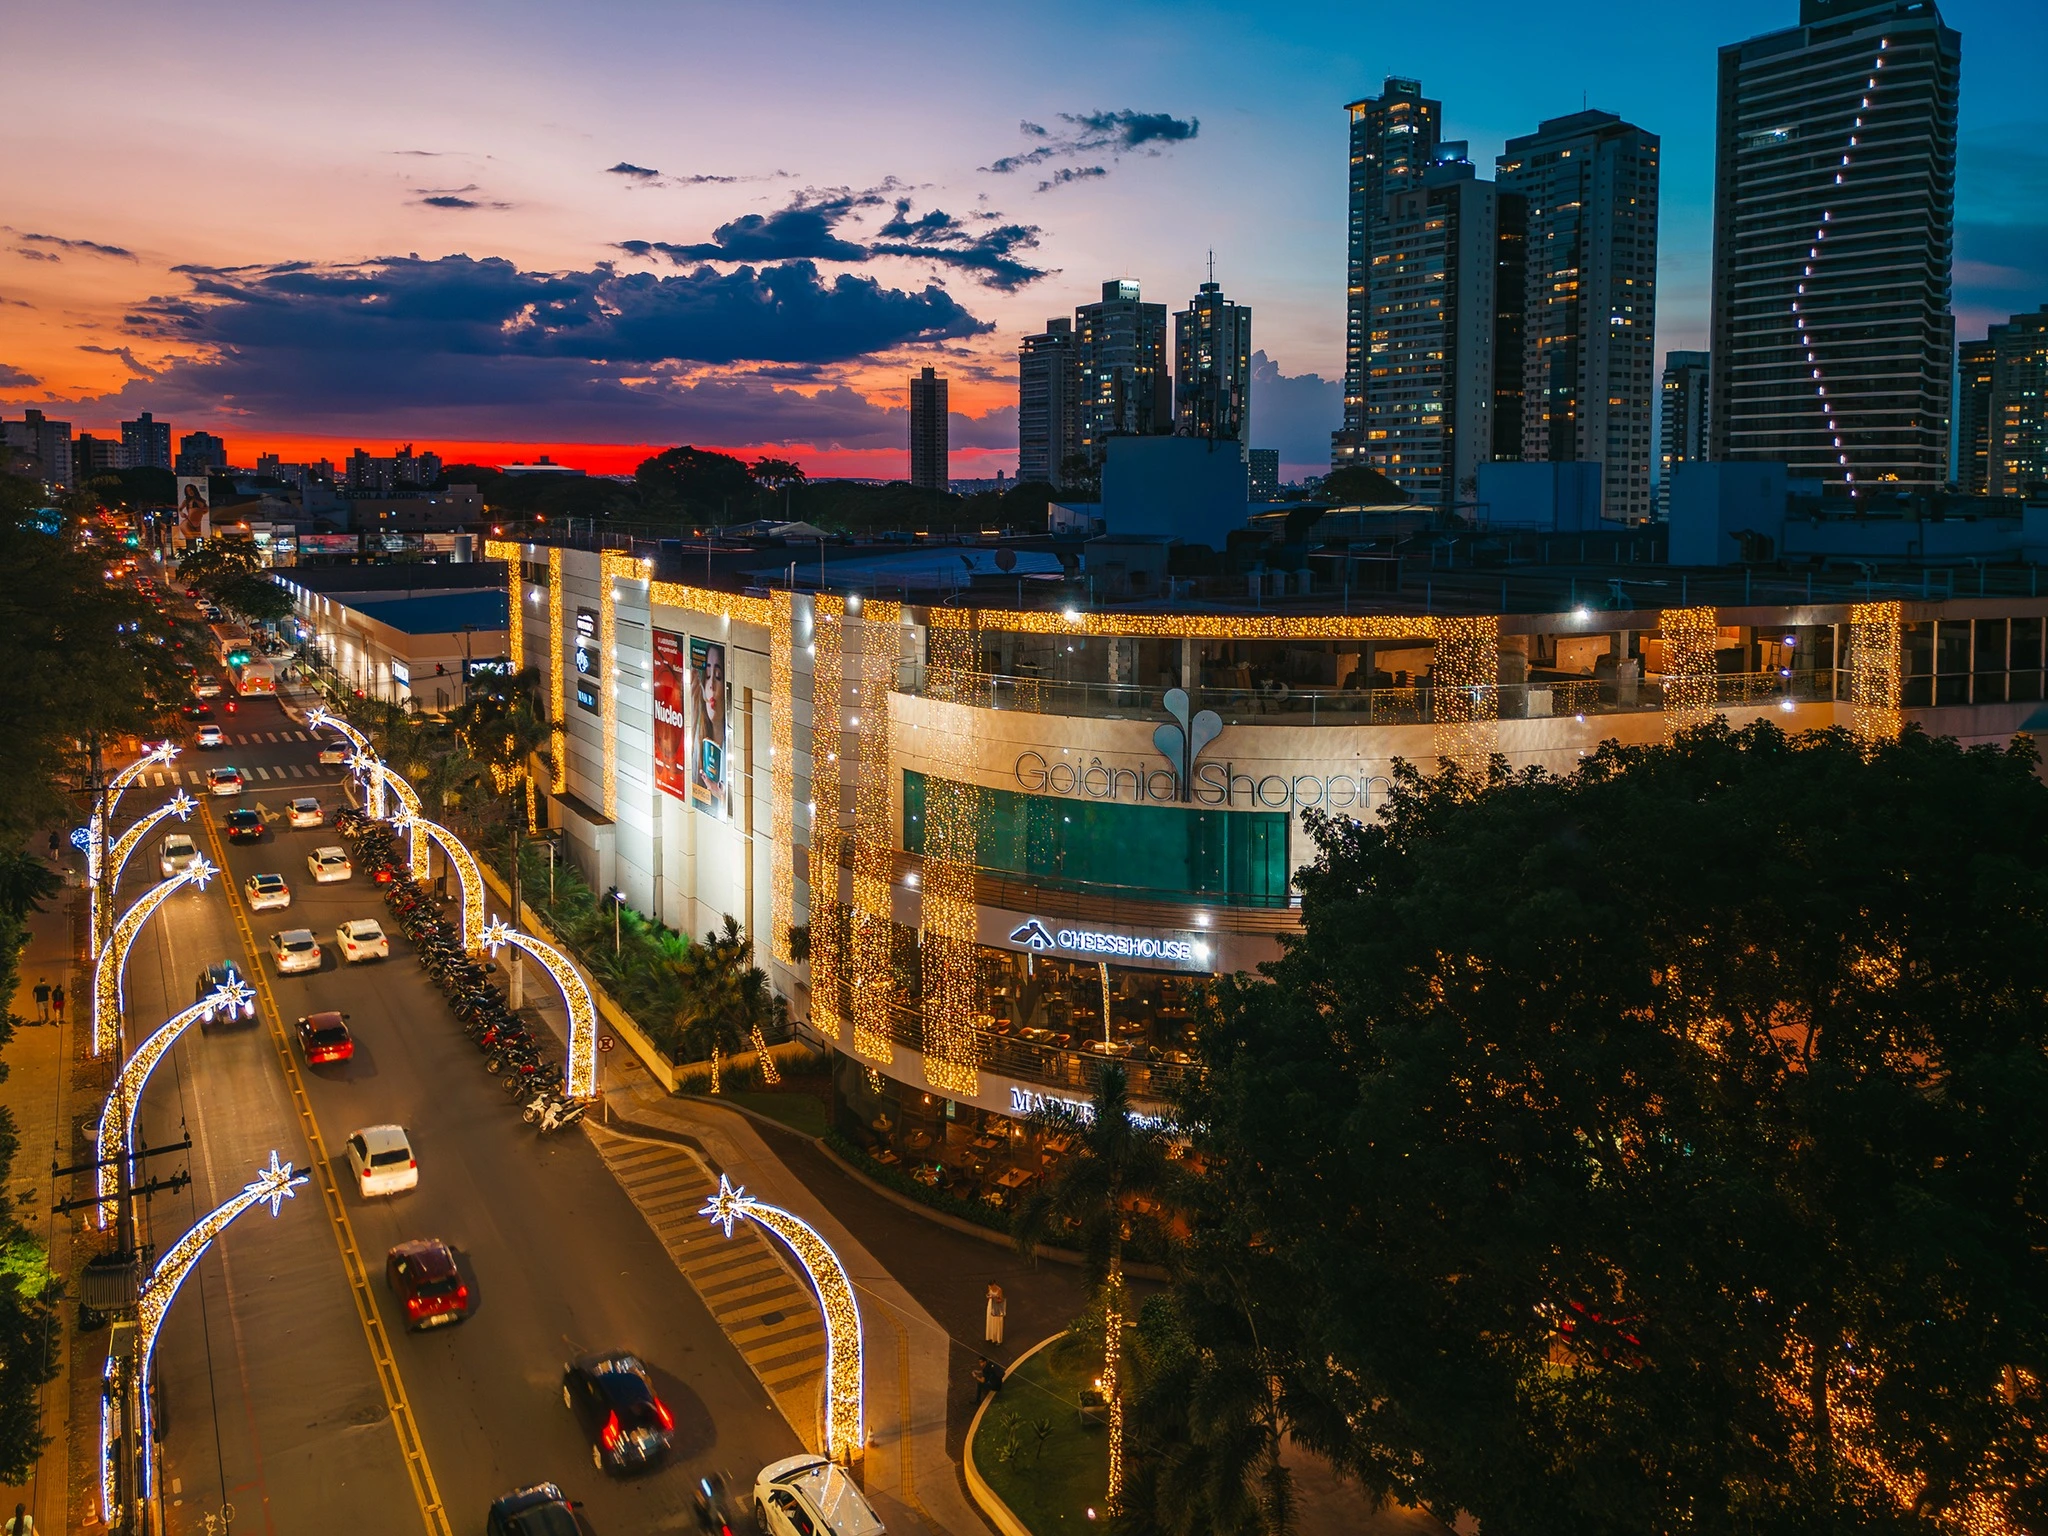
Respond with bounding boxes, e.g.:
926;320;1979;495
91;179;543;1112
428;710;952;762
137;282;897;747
1172;721;2048;1536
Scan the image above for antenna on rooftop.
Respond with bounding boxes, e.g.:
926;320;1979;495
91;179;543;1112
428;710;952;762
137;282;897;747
1207;248;1215;284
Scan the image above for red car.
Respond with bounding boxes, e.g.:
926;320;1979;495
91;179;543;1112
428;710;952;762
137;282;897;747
295;1010;354;1065
386;1239;471;1331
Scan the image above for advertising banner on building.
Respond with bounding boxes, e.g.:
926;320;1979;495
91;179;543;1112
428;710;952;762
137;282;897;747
652;628;689;802
174;476;210;548
688;636;729;819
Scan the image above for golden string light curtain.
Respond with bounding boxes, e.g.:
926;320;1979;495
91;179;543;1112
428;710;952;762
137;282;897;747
916;611;983;1098
1429;614;1500;775
1849;600;1903;744
770;592;798;967
1661;605;1720;738
808;596;846;1042
850;599;901;1067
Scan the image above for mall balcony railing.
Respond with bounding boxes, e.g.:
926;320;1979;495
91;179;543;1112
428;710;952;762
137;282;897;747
906;668;1841;725
857;995;1199;1105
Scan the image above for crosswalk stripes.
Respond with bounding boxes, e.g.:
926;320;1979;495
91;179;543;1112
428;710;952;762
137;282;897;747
252;767;272;780
587;1129;827;1438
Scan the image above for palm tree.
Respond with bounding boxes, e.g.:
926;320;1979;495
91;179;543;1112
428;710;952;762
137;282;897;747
663;917;786;1092
453;669;552;1004
1013;1063;1179;1515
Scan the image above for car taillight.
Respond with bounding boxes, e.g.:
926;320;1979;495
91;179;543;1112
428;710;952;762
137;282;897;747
408;1158;416;1169
653;1398;673;1431
455;1285;469;1302
406;1295;423;1315
601;1412;621;1449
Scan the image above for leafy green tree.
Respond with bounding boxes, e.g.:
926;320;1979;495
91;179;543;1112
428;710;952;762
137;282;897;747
634;446;754;516
215;572;293;624
1176;721;2048;1536
1014;1063;1181;1515
174;535;264;598
1316;464;1408;505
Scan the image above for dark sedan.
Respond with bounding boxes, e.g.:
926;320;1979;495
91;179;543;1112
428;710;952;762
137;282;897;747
385;1238;471;1331
561;1352;673;1474
224;807;264;843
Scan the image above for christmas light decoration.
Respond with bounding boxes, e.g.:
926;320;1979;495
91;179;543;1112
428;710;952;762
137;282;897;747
599;552;649;818
134;1152;307;1508
397;810;485;951
649;579;773;630
94;857;216;1056
770;591;797;966
960;608;1438;641
483;538;525;669
700;1173;864;1461
310;710;385;818
850;599;901;1067
95;980;249;1225
548;547;566;793
98;791;195;958
1429;615;1499;774
100;1356;120;1528
809;596;846;1042
482;920;597;1098
1791;40;1892;499
916;612;982;1097
1104;1289;1125;1512
1661;606;1719;737
1850;600;1903;744
88;741;178;953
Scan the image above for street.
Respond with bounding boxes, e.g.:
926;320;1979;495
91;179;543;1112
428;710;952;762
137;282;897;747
111;699;801;1535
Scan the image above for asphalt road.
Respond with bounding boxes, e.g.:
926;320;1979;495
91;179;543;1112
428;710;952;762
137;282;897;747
112;695;801;1536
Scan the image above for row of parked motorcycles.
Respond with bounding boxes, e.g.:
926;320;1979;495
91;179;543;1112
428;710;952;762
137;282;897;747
335;806;589;1135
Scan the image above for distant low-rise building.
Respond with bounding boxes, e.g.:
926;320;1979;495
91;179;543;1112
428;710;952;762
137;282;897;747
348;485;483;532
346;444;441;496
497;456;585;478
1248;449;1280;501
73;432;131;476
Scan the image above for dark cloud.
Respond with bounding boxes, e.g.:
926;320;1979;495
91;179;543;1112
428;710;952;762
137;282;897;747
1248;349;1339;474
418;194;513;211
983;109;1198;185
607;162;661;179
0;363;40;389
77;344;162;380
621;187;1048;291
18;231;138;260
11;248;60;263
1037;166;1107;193
101;252;989;440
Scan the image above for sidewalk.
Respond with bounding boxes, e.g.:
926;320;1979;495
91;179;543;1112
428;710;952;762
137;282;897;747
0;874;85;1533
605;1080;1095;1536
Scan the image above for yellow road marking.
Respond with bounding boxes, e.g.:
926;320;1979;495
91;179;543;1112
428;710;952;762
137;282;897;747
198;802;454;1536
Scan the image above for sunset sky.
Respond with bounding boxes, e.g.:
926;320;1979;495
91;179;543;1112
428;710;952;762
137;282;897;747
3;0;2043;482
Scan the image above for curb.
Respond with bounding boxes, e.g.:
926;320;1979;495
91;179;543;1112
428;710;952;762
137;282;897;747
963;1333;1062;1536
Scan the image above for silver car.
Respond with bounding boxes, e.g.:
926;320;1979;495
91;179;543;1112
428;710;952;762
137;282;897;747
268;928;322;975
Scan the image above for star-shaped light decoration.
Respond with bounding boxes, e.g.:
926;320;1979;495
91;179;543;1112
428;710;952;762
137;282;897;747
245;1150;307;1217
69;826;91;851
168;790;195;821
206;977;252;1020
699;1173;754;1240
189;854;219;891
307;707;329;729
480;919;513;954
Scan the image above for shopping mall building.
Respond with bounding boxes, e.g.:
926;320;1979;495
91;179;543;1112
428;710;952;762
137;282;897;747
484;538;2048;1170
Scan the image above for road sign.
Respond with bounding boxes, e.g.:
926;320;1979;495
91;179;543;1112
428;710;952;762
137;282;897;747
598;1036;615;1053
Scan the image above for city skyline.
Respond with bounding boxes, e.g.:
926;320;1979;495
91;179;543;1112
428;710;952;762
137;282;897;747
2;0;2042;481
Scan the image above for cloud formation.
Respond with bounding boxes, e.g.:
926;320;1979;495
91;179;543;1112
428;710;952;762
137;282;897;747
618;186;1049;291
605;163;793;188
607;162;661;179
983;109;1199;185
0;363;40;389
1247;349;1339;473
16;231;138;260
411;184;512;210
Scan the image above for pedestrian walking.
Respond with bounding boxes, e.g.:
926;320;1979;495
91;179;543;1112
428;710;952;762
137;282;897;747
45;831;59;861
973;1356;1005;1408
984;1282;1007;1346
5;1498;32;1534
31;980;49;1024
49;984;64;1026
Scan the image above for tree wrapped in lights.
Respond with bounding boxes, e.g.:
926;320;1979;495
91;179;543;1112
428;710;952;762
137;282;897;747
126;1152;307;1518
701;1174;864;1461
93;856;217;1056
481;920;596;1098
95;979;250;1225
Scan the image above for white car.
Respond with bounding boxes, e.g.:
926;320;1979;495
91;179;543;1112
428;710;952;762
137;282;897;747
158;833;200;878
317;743;351;767
207;766;244;797
346;1125;418;1197
287;796;324;829
268;928;322;975
193;675;223;699
755;1456;886;1536
308;846;352;883
245;871;292;910
336;919;389;963
195;724;225;749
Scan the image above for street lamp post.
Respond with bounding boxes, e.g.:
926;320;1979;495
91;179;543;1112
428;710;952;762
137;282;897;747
609;887;624;956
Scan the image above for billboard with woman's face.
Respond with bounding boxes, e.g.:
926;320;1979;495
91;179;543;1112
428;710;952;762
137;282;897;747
688;637;728;818
651;629;689;802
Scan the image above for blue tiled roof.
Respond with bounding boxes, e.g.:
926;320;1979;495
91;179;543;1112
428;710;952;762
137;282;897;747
351;590;508;635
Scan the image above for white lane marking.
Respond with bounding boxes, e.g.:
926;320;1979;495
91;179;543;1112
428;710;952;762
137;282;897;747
252;767;272;781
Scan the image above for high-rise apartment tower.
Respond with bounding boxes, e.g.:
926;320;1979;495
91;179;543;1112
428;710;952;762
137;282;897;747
909;366;949;492
1708;0;1961;494
1954;337;1994;494
1334;77;1442;468
1018;319;1081;486
121;411;172;471
1174;277;1252;442
1497;110;1662;524
1076;280;1170;464
1981;306;2048;498
1659;350;1711;517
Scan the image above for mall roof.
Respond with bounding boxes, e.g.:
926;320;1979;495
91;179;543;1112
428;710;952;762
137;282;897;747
349;590;508;636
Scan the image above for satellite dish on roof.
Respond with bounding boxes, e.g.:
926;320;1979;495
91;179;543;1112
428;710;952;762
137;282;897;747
995;548;1017;573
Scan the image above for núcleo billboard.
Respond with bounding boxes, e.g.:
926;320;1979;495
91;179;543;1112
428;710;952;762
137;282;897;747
652;628;689;801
